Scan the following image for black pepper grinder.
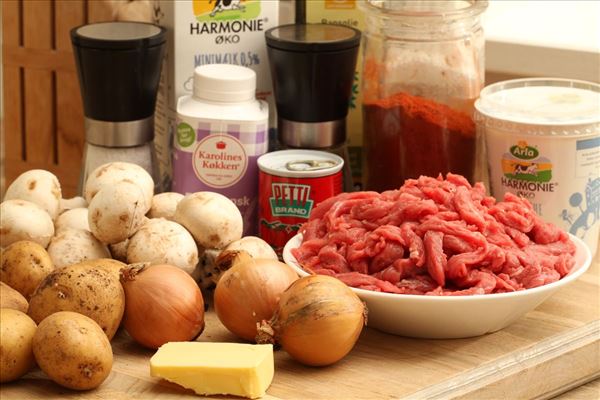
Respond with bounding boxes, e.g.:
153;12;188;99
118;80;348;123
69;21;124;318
265;23;361;191
71;21;166;191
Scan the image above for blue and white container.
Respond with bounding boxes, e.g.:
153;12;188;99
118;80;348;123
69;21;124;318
476;78;600;256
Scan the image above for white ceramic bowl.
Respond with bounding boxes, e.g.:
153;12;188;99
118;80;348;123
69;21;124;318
283;233;592;339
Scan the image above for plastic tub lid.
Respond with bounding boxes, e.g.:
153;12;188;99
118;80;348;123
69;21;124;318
193;64;256;103
475;78;600;126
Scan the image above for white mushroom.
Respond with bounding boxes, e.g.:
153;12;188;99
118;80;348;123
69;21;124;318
47;228;111;268
174;192;243;249
0;200;55;248
59;196;87;213
126;218;198;275
147;192;184;220
4;169;62;221
55;208;90;233
224;236;278;260
109;239;130;263
88;181;147;244
84;162;153;213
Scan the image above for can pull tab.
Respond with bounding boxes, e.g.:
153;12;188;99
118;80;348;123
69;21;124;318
285;159;338;172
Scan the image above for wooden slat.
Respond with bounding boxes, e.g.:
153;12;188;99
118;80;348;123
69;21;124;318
2;0;20;46
3;47;76;71
55;0;84;49
23;0;55;165
2;0;24;165
55;0;85;174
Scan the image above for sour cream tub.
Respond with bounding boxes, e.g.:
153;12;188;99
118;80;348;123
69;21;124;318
475;78;600;256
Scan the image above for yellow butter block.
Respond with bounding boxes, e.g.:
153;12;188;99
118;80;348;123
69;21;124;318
150;342;274;399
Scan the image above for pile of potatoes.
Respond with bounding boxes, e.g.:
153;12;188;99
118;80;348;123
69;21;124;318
1;246;122;389
0;162;278;390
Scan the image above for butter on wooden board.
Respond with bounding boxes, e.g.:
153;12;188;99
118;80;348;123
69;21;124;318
150;342;274;399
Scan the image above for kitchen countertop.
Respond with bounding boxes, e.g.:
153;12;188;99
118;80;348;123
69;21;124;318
1;250;598;399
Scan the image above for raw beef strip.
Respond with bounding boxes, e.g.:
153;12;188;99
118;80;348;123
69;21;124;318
400;223;425;267
453;186;486;229
424;231;446;286
446;246;488;280
373;259;421;285
336;272;403;294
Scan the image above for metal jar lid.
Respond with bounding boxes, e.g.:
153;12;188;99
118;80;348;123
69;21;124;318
258;150;344;178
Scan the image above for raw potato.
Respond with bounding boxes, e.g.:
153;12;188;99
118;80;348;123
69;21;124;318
0;200;55;248
224;236;278;260
0;281;28;312
28;263;125;340
174;192;243;249
84;161;153;211
88;181;148;244
76;258;126;282
47;228;111;268
1;240;54;299
33;311;112;390
55;208;90;232
127;218;198;275
109;239;129;263
59;196;87;213
147;192;184;220
0;309;37;383
4;169;62;221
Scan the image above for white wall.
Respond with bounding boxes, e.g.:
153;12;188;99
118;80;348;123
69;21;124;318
483;0;600;82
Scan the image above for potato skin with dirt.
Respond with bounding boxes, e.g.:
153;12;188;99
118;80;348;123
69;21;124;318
33;311;113;390
75;258;126;282
0;308;37;382
0;282;29;312
28;263;124;340
1;240;54;299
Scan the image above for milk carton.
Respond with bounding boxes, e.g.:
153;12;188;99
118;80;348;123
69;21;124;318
154;0;293;190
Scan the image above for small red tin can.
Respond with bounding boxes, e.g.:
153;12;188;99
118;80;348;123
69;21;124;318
258;150;344;256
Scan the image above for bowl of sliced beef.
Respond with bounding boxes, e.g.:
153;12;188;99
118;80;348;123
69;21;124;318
282;174;592;339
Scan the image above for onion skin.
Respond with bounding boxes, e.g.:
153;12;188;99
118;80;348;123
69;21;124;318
213;250;253;283
257;275;366;367
121;264;205;349
214;258;298;341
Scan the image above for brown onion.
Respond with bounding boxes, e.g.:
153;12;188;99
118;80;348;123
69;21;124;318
214;256;298;341
121;264;204;349
257;275;367;367
213;249;253;283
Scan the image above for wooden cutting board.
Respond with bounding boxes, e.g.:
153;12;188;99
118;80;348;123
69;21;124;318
2;254;599;400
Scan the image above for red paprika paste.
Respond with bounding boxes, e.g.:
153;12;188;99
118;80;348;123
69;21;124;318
363;92;476;192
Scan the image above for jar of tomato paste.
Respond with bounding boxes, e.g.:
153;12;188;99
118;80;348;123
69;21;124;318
360;0;487;191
